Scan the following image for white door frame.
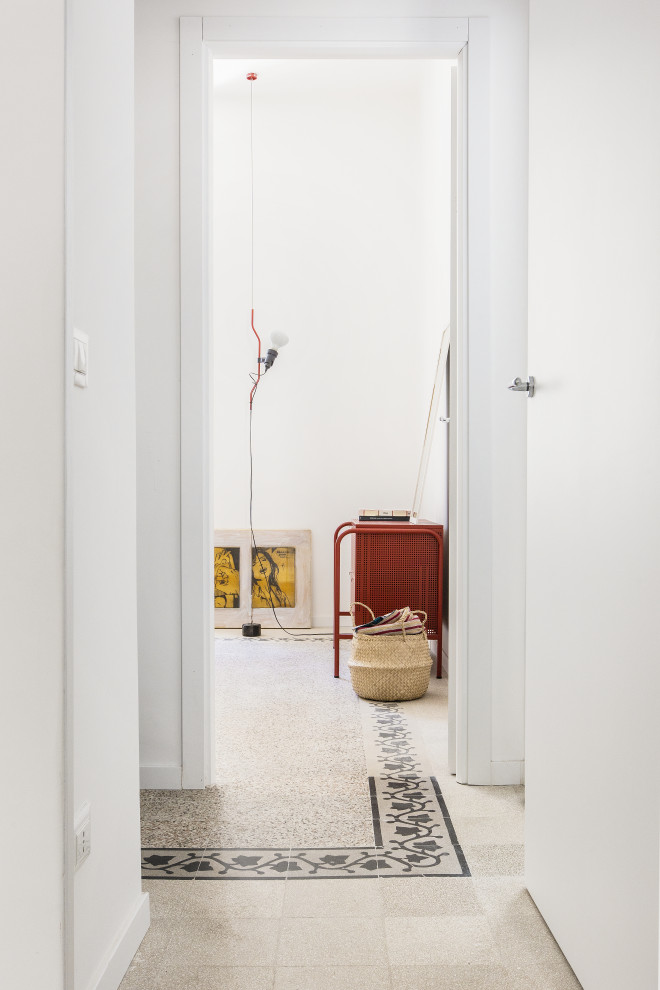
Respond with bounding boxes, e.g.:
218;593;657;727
179;14;493;788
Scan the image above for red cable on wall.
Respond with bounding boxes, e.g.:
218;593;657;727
249;308;261;409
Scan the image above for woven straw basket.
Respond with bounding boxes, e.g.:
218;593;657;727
348;602;433;702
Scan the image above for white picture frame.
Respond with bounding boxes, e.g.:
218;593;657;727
213;529;311;628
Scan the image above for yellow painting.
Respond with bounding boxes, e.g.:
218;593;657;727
214;547;240;608
252;546;296;609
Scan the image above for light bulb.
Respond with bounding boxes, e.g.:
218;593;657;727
269;331;289;350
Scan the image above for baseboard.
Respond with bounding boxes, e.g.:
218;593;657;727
86;891;150;990
441;648;449;678
139;764;182;789
314;613;354;630
491;760;525;785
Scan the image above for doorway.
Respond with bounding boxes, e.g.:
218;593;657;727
210;52;453;795
178;15;503;791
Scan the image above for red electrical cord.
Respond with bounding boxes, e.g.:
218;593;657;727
249;308;262;409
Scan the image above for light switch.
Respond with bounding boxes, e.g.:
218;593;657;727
73;329;88;388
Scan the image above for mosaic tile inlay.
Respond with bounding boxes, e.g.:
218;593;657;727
142;701;469;880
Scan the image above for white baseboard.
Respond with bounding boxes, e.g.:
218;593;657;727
86;891;150;990
491;760;525;785
140;764;182;789
314;613;354;630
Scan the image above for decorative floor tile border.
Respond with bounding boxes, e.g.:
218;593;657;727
142;701;470;880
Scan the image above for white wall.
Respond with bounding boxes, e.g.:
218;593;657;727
135;0;528;785
0;6;66;987
526;2;660;987
69;1;148;987
213;59;451;626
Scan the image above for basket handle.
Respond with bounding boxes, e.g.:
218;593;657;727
399;607;410;641
350;601;375;621
400;607;429;642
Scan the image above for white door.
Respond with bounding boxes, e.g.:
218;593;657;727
525;3;660;984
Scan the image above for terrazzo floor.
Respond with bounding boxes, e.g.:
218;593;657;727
122;634;583;989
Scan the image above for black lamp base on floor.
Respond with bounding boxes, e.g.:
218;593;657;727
242;622;262;637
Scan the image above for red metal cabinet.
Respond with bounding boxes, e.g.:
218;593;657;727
333;520;443;678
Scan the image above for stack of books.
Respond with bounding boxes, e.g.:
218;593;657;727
358;509;411;522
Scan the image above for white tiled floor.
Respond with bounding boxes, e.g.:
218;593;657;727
121;636;582;989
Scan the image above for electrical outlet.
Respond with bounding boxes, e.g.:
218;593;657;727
74;804;91;870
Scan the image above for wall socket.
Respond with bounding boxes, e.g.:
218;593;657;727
74;803;91;870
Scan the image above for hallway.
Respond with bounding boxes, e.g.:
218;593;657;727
121;638;581;989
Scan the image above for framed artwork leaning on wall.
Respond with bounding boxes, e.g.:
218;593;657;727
213;529;311;628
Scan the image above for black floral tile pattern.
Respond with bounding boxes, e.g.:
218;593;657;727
142;848;291;879
142;701;469;880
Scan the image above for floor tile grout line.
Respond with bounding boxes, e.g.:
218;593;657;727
271;903;285;988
